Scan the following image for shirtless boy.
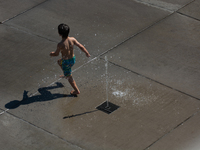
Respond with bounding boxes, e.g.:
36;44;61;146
50;23;90;95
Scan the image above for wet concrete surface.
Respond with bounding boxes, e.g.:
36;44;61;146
1;0;200;149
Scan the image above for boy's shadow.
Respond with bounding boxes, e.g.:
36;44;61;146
5;82;76;109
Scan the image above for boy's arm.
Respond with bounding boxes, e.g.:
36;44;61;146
73;38;91;57
50;44;61;57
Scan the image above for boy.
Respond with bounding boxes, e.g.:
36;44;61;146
50;23;90;95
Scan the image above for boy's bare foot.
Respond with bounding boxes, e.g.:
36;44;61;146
70;90;80;95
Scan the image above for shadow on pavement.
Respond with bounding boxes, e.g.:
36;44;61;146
63;110;99;119
5;82;76;109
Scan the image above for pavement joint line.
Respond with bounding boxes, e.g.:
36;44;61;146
176;0;196;10
0;0;50;24
4;111;84;150
3;23;57;44
177;12;200;22
144;110;200;150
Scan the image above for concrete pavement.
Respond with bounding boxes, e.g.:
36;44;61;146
1;0;200;149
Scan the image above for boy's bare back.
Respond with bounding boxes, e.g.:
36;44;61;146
51;37;90;59
58;37;75;60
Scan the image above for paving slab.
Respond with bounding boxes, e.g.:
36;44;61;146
178;0;200;20
148;111;200;150
101;13;200;100
7;59;200;150
0;0;46;23
5;0;170;60
0;24;64;109
0;112;81;150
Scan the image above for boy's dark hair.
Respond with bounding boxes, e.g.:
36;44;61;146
58;24;70;38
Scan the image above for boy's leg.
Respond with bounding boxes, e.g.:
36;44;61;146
57;58;62;70
67;75;80;95
57;59;65;78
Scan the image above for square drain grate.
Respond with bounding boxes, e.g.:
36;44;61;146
96;101;120;114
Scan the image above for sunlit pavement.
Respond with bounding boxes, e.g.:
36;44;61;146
1;0;200;149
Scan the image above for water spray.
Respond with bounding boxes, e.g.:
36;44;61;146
96;55;120;114
105;56;110;109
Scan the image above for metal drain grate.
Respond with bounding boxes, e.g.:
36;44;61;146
96;101;120;114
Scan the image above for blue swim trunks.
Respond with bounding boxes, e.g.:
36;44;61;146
61;56;76;77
